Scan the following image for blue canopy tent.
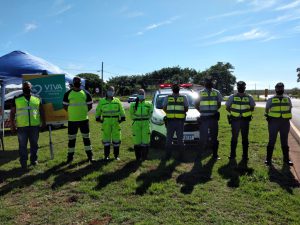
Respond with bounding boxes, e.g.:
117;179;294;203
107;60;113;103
0;51;78;149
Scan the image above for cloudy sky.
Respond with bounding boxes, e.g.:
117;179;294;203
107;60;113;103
1;0;300;89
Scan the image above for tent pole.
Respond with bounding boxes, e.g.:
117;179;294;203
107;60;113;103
49;125;54;159
1;82;5;151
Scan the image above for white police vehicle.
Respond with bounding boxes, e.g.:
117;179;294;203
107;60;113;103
150;83;200;147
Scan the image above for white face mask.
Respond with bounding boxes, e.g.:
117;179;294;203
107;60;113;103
107;91;114;97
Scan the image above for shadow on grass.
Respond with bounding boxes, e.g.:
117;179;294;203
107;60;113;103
218;159;254;188
0;161;73;196
135;159;180;195
0;150;19;167
95;160;141;190
176;156;217;194
268;164;299;194
51;160;109;189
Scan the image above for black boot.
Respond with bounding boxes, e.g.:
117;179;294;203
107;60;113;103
282;146;293;166
86;150;96;163
66;152;74;164
134;145;141;161
242;141;249;161
141;146;149;161
265;145;273;166
212;141;220;160
114;146;120;160
104;145;110;160
229;141;237;160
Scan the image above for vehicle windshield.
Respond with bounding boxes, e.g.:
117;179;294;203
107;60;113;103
155;92;198;109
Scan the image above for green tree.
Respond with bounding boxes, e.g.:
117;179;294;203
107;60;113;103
193;62;236;95
77;73;104;94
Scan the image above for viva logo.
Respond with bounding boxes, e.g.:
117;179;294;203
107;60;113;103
32;84;63;95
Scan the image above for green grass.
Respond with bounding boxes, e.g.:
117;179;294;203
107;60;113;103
1;107;300;225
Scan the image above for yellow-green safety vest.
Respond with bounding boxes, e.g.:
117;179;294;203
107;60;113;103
67;90;91;121
96;97;125;119
268;97;292;119
15;95;41;127
130;101;153;120
199;90;219;115
166;96;185;119
230;95;252;118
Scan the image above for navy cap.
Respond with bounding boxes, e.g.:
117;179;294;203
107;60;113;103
237;81;246;87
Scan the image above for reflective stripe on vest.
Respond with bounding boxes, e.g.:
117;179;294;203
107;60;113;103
230;95;252;117
15;96;40;127
166;96;185;119
100;99;121;117
199;91;218;114
68;90;89;121
132;102;152;120
268;97;292;119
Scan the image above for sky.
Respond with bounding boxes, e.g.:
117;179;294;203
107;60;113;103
0;0;300;90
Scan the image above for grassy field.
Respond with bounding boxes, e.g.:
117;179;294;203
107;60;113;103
0;107;300;225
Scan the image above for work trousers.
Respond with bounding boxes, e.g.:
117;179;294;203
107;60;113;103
165;119;185;154
68;120;92;153
199;117;219;156
17;126;40;165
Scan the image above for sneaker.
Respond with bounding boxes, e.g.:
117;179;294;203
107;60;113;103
284;160;293;166
104;156;110;161
30;161;38;166
115;157;120;161
212;155;221;160
264;160;272;166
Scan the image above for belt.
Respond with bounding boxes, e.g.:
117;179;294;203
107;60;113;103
133;118;149;121
103;116;119;118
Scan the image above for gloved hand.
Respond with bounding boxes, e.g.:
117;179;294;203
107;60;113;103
264;113;270;122
119;117;126;123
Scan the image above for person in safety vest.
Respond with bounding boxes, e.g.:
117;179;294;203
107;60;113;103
10;81;46;170
265;82;293;166
226;81;255;162
63;77;95;163
129;89;153;161
163;83;188;160
95;86;125;160
195;77;223;160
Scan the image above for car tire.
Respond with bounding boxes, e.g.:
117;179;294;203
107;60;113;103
150;132;166;148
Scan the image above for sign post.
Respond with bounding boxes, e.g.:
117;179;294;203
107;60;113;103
23;74;67;159
264;89;268;101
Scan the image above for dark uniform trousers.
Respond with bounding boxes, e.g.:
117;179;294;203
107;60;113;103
230;118;250;159
267;118;290;161
199;117;219;157
165;119;185;157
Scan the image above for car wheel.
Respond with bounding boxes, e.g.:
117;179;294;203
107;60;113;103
150;132;165;148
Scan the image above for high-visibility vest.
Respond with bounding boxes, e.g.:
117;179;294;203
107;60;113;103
166;96;186;119
96;97;123;118
15;95;41;127
130;101;153;120
230;95;252;118
199;90;219;115
67;90;91;121
268;97;292;119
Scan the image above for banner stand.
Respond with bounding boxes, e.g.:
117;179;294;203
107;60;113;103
49;125;54;159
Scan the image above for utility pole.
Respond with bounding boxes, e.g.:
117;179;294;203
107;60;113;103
101;61;104;97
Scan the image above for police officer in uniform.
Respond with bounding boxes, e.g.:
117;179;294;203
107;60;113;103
226;81;255;161
63;77;94;163
196;77;223;160
95;86;125;160
10;81;46;170
129;89;153;161
265;82;293;166
163;83;188;160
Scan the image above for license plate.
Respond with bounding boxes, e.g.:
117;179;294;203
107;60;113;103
184;134;194;141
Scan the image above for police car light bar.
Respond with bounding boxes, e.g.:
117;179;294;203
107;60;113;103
159;83;193;89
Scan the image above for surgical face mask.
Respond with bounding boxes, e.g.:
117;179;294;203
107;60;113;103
238;87;245;93
107;91;114;97
73;82;81;88
23;88;31;95
276;90;284;95
138;94;145;101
